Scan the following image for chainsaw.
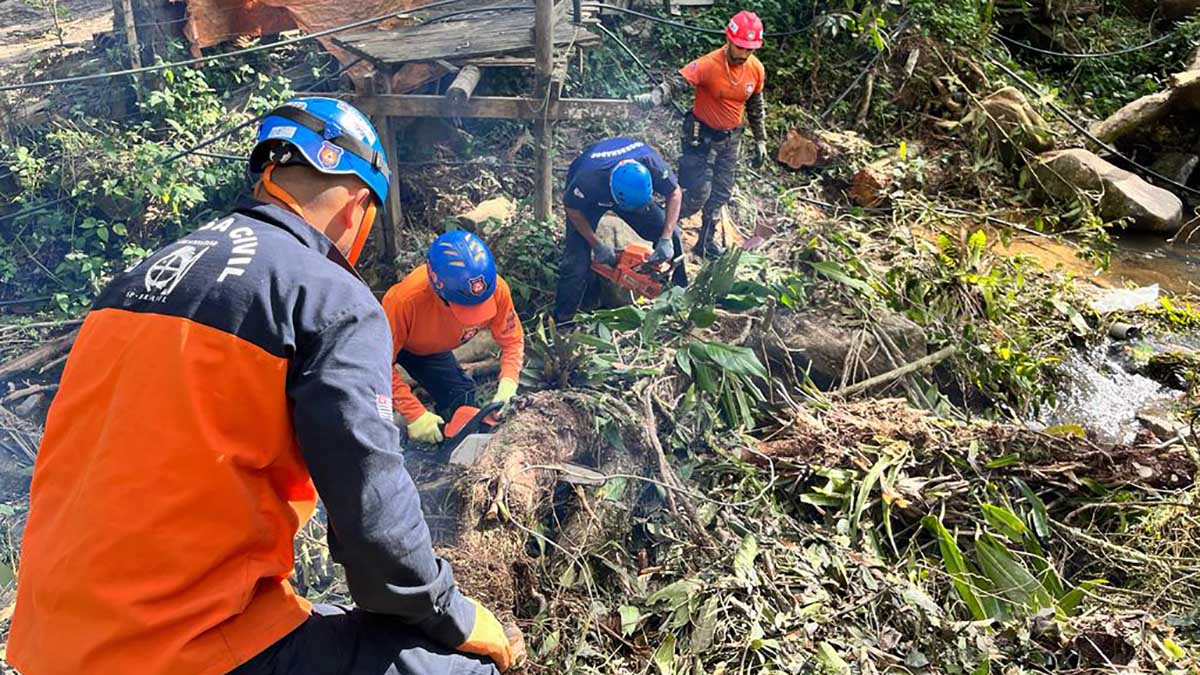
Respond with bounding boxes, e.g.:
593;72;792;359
590;243;680;299
439;400;505;465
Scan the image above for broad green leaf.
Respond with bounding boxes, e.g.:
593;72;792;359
850;453;892;542
975;533;1053;612
981;504;1027;542
618;605;641;636
733;533;758;586
806;260;876;298
1043;423;1086;439
690;595;721;654
815;642;851;675
689;305;717;328
1058;579;1106;616
647;579;702;610
923;515;987;620
653;634;676;675
984;453;1021;469
1014;478;1051;540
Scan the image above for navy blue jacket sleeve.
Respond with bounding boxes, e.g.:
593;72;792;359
286;300;476;647
643;150;678;196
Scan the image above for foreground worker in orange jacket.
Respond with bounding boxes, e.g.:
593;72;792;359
7;97;515;675
383;230;525;444
635;10;769;259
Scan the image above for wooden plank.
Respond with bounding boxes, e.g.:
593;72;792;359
334;2;595;66
353;95;642;120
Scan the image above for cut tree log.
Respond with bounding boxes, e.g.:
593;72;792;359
454;196;515;231
776;128;870;169
849;159;896;207
0;329;78;383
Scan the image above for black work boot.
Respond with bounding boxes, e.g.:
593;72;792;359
693;214;725;260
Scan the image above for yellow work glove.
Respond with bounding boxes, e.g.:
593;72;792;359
492;378;518;405
457;598;515;672
407;410;444;444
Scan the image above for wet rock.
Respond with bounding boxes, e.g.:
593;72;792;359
1088;91;1174;144
1032;148;1183;234
1149;152;1199;187
759;309;928;390
975;86;1055;154
1136;399;1185;441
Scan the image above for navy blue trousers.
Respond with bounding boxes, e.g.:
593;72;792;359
229;604;499;675
396;350;477;420
552;204;688;323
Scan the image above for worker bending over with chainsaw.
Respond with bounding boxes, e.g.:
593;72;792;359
7;97;516;675
635;10;769;259
383;230;525;445
552;136;688;324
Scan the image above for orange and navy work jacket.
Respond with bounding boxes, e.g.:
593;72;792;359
7;202;477;675
679;47;766;131
381;264;525;422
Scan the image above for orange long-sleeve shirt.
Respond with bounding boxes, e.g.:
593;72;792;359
382;264;525;422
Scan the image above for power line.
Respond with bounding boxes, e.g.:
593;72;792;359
994;31;1180;59
982;51;1200;198
592;21;687;115
0;57;362;225
0;0;474;93
582;3;813;38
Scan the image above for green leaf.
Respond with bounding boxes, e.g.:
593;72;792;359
653;633;676;675
733;533;758;586
1042;423;1086;439
923;515;987;620
1014;478;1051;540
981;503;1027;542
850;453;892;542
618;605;641;636
689;305;717;328
806;260;876;298
984;453;1021;469
1058;579;1106;616
975;533;1053;612
685;341;767;379
647;579;701;610
690;595;721;654
815;642;851;675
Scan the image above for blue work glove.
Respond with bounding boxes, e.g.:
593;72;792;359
593;242;617;266
651;237;674;263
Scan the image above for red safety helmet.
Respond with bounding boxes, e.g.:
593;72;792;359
726;10;764;50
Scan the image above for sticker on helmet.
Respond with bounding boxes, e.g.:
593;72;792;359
468;275;487;296
267;126;297;140
285;101;308;110
317;141;343;169
336;101;377;143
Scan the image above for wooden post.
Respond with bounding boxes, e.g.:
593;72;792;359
446;65;483;109
374;73;403;280
533;0;555;223
119;0;142;70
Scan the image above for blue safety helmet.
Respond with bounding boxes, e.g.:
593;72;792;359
427;230;498;325
250;96;391;205
610;159;653;211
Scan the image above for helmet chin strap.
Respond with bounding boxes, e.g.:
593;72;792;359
260;164;377;267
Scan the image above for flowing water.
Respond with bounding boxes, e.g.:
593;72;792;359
1013;232;1199;445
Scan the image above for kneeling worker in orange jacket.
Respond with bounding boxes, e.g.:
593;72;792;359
6;97;515;675
383;230;525;444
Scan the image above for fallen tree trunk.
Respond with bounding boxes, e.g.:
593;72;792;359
0;328;79;383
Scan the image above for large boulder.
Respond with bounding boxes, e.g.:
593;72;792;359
971;87;1055;155
1169;70;1200;112
755;309;928;391
1032;148;1183;234
1089;91;1174;144
1149;152;1199;186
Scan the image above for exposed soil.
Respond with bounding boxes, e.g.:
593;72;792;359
0;0;112;71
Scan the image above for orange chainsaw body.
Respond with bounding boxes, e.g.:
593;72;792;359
590;244;672;299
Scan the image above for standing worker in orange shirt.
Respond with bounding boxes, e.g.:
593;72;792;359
635;10;769;259
383;230;525;444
